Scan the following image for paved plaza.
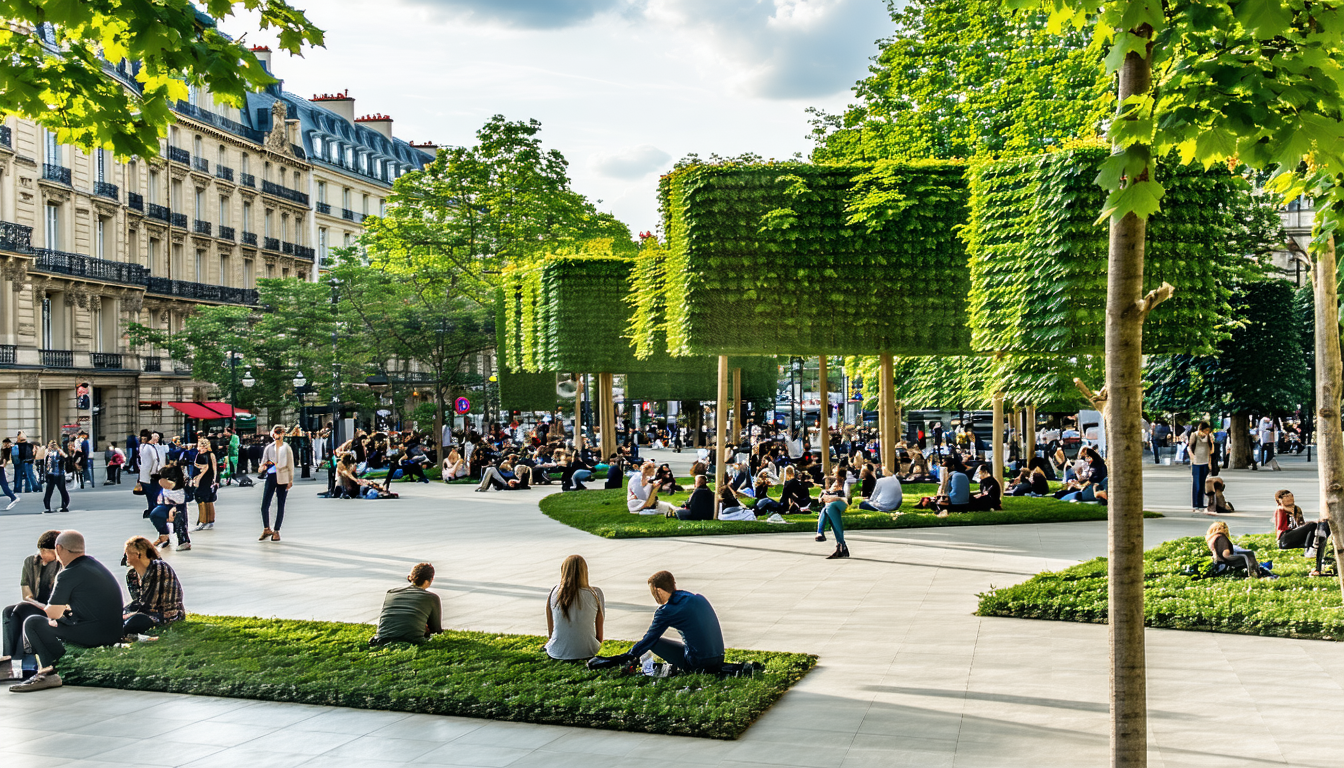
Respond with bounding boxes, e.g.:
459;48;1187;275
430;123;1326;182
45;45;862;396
0;450;1340;768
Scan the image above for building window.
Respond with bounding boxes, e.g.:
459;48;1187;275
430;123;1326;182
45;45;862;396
293;170;300;189
96;149;107;183
265;209;273;237
195;189;204;219
343;232;352;248
362;194;369;215
312;135;323;158
171;179;182;210
264;161;271;182
318;228;327;262
169;126;179;149
241;153;250;176
149;170;160;203
342;187;351;209
41;297;52;348
317;181;326;204
187;85;198;107
43;129;59;165
243;202;252;233
344;147;354;167
44;203;59;249
193;135;203;159
149;238;159;273
195;250;203;283
379;198;386;216
96;219;106;259
172;242;182;278
244;259;254;287
219;195;228;225
282;267;289;279
218;144;226;166
91;305;103;352
266;262;274;279
220;254;231;287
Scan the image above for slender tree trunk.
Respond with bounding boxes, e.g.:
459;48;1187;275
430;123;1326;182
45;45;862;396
992;392;1005;482
715;356;728;518
1310;238;1344;598
880;353;895;474
1107;29;1153;768
733;367;743;443
1026;405;1037;460
819;356;831;476
1228;412;1252;469
573;373;584;453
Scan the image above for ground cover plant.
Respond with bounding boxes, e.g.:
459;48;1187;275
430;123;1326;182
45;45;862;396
62;616;817;740
977;534;1343;641
540;483;1160;539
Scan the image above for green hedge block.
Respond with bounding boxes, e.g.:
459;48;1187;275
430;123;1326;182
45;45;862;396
625;355;778;402
495;288;560;412
654;161;972;357
967;147;1238;356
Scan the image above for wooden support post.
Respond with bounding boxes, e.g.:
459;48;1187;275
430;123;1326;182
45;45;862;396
880;353;895;474
992;391;1005;482
732;366;743;443
715;356;729;518
818;355;831;476
895;398;903;447
598;372;616;461
1026;404;1037;460
574;373;584;453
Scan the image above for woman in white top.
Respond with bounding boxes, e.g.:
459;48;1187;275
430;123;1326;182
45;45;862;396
544;555;604;661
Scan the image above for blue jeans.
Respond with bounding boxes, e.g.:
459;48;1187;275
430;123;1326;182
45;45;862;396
149;504;173;536
857;500;881;512
817;503;846;546
18;461;38;493
0;466;14;501
1192;463;1210;508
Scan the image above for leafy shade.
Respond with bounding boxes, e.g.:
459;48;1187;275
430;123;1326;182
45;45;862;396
966;147;1241;357
655;161;971;357
844;354;1095;412
1;1;322;160
624;356;778;403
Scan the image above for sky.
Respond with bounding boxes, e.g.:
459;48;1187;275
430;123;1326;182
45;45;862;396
229;0;894;235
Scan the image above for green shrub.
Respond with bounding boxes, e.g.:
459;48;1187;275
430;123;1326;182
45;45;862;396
62;616;818;740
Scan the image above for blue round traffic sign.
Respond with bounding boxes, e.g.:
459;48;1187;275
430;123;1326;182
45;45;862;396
454;397;471;415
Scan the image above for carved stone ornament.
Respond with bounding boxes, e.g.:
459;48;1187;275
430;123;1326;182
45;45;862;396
170;231;185;245
3;258;28;289
90;294;102;311
42;188;71;205
93;200;118;218
121;292;144;313
266;101;291;156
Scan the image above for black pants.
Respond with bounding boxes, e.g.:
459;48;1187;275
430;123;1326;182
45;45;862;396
261;474;289;530
106;465;121;484
122;613;160;636
22;614;118;669
401;461;428;482
1279;522;1332;572
650;637;723;674
2;602;46;658
43;475;69;510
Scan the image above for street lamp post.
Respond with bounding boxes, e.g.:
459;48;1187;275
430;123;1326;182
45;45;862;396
329;276;341;466
293;371;311;479
226;352;242;432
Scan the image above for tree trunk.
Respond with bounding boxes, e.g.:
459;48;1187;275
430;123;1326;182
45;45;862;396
1228;412;1253;469
598;372;616;460
733;366;743;443
1026;405;1037;460
992;392;1005;481
880;353;895;474
715;356;729;518
573;373;584;453
1106;29;1153;768
1311;237;1344;598
819;356;831;476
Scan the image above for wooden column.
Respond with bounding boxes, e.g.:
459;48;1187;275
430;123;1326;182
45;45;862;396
818;355;831;476
992;391;1005;482
598;372;616;461
714;355;729;518
1026;404;1037;461
573;373;584;453
895;398;903;447
732;366;743;443
880;353;895;474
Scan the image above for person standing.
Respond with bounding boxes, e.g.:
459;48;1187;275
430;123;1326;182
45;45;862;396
41;441;69;514
14;432;37;494
191;437;219;531
77;431;93;489
0;438;20;510
1258;416;1280;471
137;431;163;519
1188;422;1216;514
125;432;140;475
259;425;296;542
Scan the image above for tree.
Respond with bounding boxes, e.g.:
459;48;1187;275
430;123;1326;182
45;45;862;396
807;0;1112;162
1;0;323;159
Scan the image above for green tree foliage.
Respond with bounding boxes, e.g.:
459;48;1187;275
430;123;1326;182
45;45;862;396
808;0;1111;162
2;0;323;159
361;115;634;301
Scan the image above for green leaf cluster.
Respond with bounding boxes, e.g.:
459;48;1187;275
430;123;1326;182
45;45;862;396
966;147;1241;356
492;289;560;412
654;161;972;357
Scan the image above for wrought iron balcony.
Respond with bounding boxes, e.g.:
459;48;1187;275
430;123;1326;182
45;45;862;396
0;221;33;253
128;192;144;212
194;220;211;236
0;344;15;365
342;208;355;221
32;248;150;286
43;164;71;185
90;352;124;369
0;126;10;148
167;146;190;164
40;349;74;368
171;212;187;228
316;201;331;215
93;181;119;201
219;225;236;241
146;276;258;305
146;203;170;222
192;157;209;173
261;180;309;205
263;236;280;251
171;101;266;143
281;241;294;255
240;173;256;188
142;356;162;372
242;231;258;247
293;244;315;260
216;165;234;182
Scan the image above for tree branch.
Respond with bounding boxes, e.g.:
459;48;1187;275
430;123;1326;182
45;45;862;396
1135;281;1174;324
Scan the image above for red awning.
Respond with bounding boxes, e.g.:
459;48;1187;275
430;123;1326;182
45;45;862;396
201;402;250;418
167;402;221;419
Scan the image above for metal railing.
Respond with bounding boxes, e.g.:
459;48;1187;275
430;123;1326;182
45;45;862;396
142;356;162;372
219;225;236;241
281;241;294;255
216;165;234;182
0;344;15;365
0;221;33;253
316;201;331;215
145;276;258;305
167;146;190;164
127;192;144;212
261;180;310;205
192;157;209;173
240;173;256;188
263;236;280;251
171;212;187;228
32;248;149;286
194;220;212;236
90;352;124;369
342;208;355;221
172;101;266;143
242;231;258;246
93;181;119;201
43;164;71;185
146;203;170;222
0;126;10;148
293;244;316;260
40;349;73;368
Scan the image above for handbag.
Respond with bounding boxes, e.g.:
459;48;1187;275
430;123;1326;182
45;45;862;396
132;482;145;496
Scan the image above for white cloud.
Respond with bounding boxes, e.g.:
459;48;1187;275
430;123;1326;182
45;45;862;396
403;0;629;29
592;145;672;179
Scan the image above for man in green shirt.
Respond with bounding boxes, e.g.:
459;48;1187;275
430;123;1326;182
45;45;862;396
369;563;442;646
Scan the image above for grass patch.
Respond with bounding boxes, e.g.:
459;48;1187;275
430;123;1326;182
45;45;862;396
61;615;816;739
539;484;1161;539
976;534;1344;641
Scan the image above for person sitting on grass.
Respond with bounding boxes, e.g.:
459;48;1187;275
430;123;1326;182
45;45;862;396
9;531;123;693
655;464;682;494
901;451;936;484
559;450;594;492
779;465;813;514
1272;489;1332;577
916;458;970;512
966;465;1003;512
751;470;785;516
1205;476;1234;515
622;571;725;675
815;479;850;559
1;530;62;682
442;447;469;482
605;453;627;490
1008;466;1049;496
121;536;185;641
668;475;714;521
544;555;605;661
1206;521;1275;579
627;461;674;516
716;482;757;521
857;470;902;513
369;562;442;646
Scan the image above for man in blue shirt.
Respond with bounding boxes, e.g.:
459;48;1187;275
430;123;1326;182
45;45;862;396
624;571;724;674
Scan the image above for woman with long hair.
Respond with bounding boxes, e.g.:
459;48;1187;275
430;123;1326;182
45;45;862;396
442;447;468;482
1206;521;1269;578
191;436;218;531
544;555;605;661
122;536;186;640
779;464;812;513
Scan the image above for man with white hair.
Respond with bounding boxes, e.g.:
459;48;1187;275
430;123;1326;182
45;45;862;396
9;530;122;692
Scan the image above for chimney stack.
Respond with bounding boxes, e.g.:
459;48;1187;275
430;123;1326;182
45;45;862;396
355;113;394;140
409;140;438;154
311;90;355;122
250;45;272;73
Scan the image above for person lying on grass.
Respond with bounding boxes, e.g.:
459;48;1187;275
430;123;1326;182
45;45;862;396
628;461;674;516
617;570;724;675
369;562;441;646
544;555;604;661
1272;489;1332;577
667;475;714;521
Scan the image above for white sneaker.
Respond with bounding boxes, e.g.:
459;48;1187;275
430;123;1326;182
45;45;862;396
5;497;18;510
192;524;206;532
1305;546;1317;559
206;522;214;530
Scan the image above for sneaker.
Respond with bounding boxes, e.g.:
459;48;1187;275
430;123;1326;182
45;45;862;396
9;671;61;692
157;539;171;548
177;543;192;551
814;534;826;542
59;508;68;513
206;522;214;530
42;508;53;514
1306;546;1318;559
5;496;18;510
193;524;206;532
